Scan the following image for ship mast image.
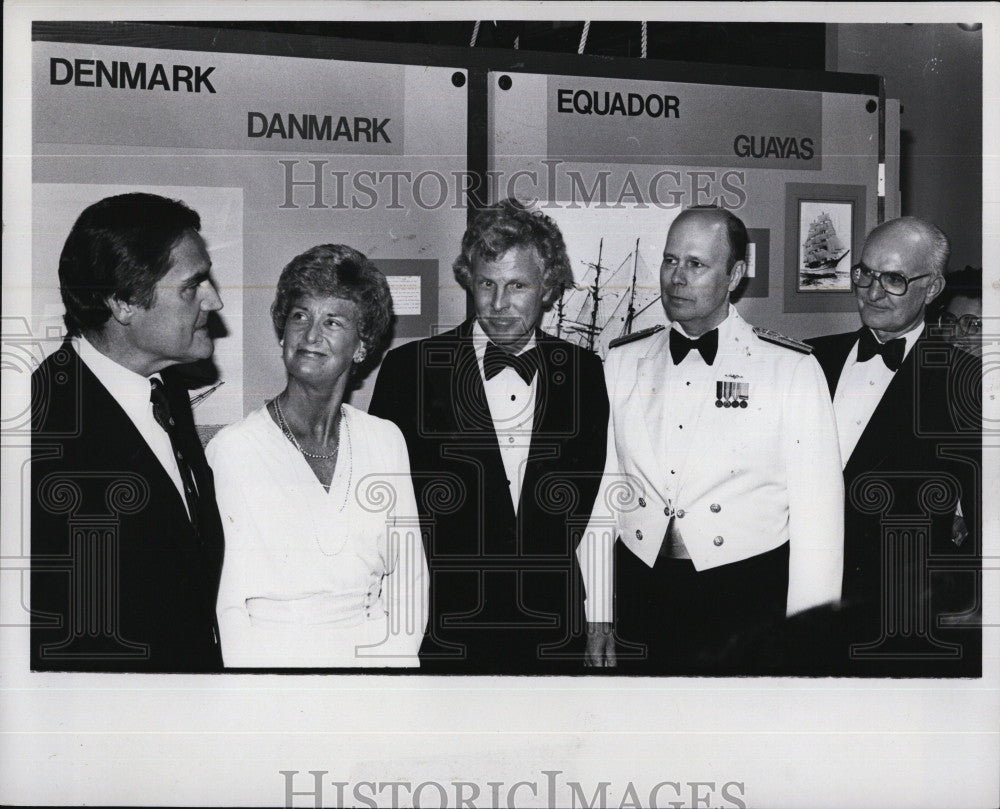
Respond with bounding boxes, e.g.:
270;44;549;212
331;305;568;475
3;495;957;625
548;237;660;358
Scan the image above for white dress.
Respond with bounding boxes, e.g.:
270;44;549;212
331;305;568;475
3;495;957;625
206;404;428;668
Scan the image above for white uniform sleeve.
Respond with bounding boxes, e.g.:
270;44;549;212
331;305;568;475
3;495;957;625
783;353;845;615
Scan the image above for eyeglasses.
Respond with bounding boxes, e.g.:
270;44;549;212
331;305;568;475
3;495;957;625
937;311;982;336
851;262;932;296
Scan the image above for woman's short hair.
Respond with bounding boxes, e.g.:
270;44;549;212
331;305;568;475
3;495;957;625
270;244;394;367
58;193;202;337
452;198;573;307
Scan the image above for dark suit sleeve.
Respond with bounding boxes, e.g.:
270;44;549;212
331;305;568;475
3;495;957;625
368;345;414;438
30;370;68;670
949;348;982;539
568;348;610;524
579;349;610;462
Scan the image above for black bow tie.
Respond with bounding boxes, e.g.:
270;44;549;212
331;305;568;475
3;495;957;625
857;329;905;371
669;328;719;365
483;342;538;384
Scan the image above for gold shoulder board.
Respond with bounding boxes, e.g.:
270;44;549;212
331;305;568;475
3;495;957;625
609;324;666;350
752;326;813;354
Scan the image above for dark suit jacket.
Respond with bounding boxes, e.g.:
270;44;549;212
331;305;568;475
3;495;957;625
31;342;224;672
807;329;981;676
369;321;609;673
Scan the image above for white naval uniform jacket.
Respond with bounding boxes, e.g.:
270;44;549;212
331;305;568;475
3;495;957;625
578;307;844;623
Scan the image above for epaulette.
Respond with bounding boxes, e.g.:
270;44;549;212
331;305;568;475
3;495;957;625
752;326;813;354
609;324;665;349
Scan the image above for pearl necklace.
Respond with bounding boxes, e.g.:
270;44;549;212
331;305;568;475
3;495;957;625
272;397;354;548
273;395;340;459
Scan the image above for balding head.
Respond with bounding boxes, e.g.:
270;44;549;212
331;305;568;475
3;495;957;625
864;216;950;280
855;216;949;341
673;206;749;271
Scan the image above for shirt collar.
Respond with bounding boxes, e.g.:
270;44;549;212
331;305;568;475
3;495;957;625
76;334;162;423
864;321;925;357
472;319;538;365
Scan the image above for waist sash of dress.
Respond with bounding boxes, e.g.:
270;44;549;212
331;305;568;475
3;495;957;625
246;585;384;627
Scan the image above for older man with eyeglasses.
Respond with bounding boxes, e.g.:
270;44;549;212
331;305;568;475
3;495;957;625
807;216;981;676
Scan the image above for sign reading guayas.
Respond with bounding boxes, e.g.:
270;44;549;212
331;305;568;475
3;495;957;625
546;74;823;170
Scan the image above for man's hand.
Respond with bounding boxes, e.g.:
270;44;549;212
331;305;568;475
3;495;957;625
951;513;969;547
584;621;617;667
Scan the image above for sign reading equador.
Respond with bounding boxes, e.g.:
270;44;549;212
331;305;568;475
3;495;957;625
546;74;823;170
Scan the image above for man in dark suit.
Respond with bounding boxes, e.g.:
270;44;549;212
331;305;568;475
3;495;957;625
808;216;981;676
369;198;609;673
31;193;226;672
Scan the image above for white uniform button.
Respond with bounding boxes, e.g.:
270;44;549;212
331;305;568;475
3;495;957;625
636;529;643;540
713;536;724;547
638;497;646;507
710;503;721;513
676;509;685;518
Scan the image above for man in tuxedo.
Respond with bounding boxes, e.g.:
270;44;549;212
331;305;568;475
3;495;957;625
369;198;609;673
31;193;226;672
808;216;981;676
580;206;844;673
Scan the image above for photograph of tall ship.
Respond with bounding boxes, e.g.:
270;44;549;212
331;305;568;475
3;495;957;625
798;205;853;291
543;237;662;359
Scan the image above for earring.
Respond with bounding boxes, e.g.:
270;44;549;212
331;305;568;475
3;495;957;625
354;350;366;363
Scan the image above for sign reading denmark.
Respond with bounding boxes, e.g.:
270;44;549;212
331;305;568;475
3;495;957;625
35;42;405;155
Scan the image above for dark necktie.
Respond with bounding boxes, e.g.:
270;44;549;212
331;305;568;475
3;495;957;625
856;329;905;371
150;378;200;527
483;342;538;385
669;327;719;365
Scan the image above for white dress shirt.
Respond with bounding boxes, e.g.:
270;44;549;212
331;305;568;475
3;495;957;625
472;320;537;512
75;335;191;518
833;322;925;466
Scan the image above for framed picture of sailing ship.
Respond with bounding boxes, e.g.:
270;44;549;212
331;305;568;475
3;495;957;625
783;183;867;313
796;199;854;291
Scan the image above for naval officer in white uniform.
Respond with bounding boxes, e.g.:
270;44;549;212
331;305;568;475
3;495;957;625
580;206;844;671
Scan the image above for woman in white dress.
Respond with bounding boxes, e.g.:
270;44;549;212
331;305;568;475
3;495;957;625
207;244;427;668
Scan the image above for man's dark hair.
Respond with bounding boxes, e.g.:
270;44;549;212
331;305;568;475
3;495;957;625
941;265;982;303
680;205;749;272
58;193;202;337
927;265;982;324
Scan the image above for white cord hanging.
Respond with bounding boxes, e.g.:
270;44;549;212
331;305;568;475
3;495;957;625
470;21;481;48
641;21;648;59
578;21;590;55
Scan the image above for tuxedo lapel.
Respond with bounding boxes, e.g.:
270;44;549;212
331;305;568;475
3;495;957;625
819;330;862;397
449;321;494;434
842;336;919;476
520;333;569;513
72;346;200;530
